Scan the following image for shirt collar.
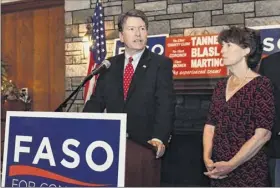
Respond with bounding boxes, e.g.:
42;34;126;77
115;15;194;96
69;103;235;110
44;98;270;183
125;48;145;63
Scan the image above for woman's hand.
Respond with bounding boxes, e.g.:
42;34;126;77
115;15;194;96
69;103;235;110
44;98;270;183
204;159;227;179
204;158;214;172
204;161;235;179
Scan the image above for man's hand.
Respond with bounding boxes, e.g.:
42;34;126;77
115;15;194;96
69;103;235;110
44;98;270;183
147;139;165;158
204;161;235;179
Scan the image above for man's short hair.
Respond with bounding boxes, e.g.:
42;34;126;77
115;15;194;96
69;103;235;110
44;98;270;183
117;9;148;32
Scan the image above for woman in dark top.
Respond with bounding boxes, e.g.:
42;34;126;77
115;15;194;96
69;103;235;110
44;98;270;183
203;26;275;187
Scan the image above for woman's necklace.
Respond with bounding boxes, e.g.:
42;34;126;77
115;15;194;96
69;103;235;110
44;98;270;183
226;68;250;101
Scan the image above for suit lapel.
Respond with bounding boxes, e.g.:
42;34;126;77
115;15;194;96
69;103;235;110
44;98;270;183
114;54;125;102
126;48;151;102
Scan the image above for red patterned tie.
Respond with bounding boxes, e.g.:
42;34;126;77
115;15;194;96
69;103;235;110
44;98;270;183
123;57;134;100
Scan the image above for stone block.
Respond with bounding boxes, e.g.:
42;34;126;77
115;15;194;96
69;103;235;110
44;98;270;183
65;77;72;91
102;1;122;7
79;24;87;33
91;3;96;9
105;21;115;30
122;0;135;13
224;2;254;14
256;0;280;17
66;51;83;56
135;1;167;12
212;13;244;26
223;0;238;3
105;29;119;39
245;16;280;27
71;77;84;86
106;41;115;53
66;64;88;77
168;4;182;14
183;0;222;12
171;28;184;35
171;18;193;29
65;12;72;25
168;0;190;4
148;20;170;35
65;0;90;11
155;13;192;21
73;9;94;24
212;10;223;15
67;104;79;112
170;33;184;36
194;11;211;27
65;25;79;38
65;56;73;65
105;16;114;21
184;25;228;36
74;100;85;105
73;56;82;64
245;12;255;18
65;42;83;51
145;10;167;16
104;6;122;16
135;0;147;3
65;38;72;42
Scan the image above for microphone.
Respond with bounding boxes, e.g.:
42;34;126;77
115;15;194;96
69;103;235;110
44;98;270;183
55;60;111;112
90;59;111;76
83;60;111;83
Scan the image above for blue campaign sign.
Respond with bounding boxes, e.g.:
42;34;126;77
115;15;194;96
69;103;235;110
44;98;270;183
113;34;168;56
251;25;280;56
1;111;126;187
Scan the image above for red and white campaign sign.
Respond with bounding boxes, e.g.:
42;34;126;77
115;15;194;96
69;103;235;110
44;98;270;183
165;35;228;79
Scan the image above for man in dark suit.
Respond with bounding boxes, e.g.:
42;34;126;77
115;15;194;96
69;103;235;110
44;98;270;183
259;51;280;187
83;9;175;186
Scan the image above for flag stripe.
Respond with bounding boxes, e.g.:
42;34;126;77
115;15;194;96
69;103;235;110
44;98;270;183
84;0;107;102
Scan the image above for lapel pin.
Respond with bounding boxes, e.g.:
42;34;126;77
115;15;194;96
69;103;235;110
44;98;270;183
143;65;147;68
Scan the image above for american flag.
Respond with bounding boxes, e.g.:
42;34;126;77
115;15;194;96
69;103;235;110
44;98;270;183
84;0;107;102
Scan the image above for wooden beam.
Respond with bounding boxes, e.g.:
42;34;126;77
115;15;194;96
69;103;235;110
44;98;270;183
1;0;64;14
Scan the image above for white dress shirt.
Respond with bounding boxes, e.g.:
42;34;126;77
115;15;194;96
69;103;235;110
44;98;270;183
124;49;145;71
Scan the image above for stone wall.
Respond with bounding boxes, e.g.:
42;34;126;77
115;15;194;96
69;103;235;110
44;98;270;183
64;0;280;131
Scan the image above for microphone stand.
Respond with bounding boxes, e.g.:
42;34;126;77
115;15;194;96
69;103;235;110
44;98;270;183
55;73;95;112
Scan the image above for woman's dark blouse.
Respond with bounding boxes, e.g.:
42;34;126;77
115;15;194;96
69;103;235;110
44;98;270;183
206;76;275;187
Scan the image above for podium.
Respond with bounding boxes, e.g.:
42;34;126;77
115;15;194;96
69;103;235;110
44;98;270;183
125;139;161;187
2;111;163;187
2;112;127;187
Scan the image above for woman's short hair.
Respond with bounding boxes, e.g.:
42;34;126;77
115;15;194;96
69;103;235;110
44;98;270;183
218;26;263;69
117;9;148;32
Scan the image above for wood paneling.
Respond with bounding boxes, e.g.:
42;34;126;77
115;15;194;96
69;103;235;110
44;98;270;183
33;8;50;111
1;13;17;82
2;0;64;14
48;6;65;110
16;10;34;97
1;4;65;111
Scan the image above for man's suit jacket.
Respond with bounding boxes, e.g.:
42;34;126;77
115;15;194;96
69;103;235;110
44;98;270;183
83;48;176;146
259;52;280;158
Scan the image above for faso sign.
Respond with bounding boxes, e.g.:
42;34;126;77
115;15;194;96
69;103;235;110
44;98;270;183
1;111;126;187
113;34;168;56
